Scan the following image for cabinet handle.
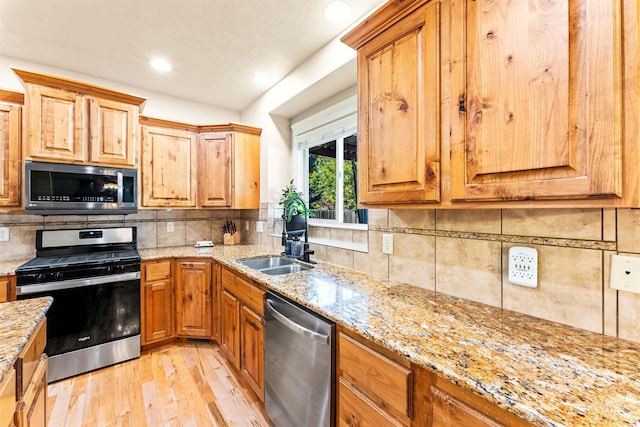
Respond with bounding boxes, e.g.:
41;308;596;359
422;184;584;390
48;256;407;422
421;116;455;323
458;94;466;114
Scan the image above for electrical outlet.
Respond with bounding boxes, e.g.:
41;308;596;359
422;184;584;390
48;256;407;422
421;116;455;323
610;254;640;294
0;227;8;242
508;246;538;288
166;222;174;233
382;233;393;255
256;221;264;233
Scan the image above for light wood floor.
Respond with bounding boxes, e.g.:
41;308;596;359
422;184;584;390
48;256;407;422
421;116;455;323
46;342;273;427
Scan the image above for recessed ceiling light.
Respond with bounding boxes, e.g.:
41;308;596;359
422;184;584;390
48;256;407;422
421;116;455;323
150;58;172;72
324;0;351;22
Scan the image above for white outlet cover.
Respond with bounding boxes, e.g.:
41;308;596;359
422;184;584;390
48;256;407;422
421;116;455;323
508;246;538;288
382;233;393;255
256;222;264;233
610;254;640;294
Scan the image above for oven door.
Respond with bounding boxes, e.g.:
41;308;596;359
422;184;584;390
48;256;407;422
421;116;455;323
17;272;140;356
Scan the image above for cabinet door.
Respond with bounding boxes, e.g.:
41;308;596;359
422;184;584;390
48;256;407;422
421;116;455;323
240;305;264;400
220;290;240;369
141;261;174;345
431;386;502;427
141;126;197;207
198;132;231;207
15;355;47;427
0;103;21;207
175;261;212;338
212;263;221;344
356;1;440;204
0;275;12;303
88;97;137;166
450;0;620;201
25;85;85;162
338;379;403;427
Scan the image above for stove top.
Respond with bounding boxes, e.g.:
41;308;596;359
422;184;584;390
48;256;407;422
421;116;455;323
17;249;140;271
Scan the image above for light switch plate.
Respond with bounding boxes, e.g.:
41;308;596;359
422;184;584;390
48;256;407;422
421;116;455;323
610;254;640;294
0;227;8;242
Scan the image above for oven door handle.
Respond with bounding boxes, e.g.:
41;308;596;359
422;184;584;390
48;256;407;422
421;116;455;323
265;298;330;345
16;271;140;295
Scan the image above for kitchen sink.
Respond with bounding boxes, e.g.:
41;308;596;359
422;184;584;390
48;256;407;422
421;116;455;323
238;256;312;275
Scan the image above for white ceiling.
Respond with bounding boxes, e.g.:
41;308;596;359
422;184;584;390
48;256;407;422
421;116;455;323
0;0;383;112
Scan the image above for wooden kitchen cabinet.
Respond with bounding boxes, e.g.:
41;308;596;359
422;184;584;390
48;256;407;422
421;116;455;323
14;69;144;167
220;267;265;400
342;0;640;208
198;124;261;209
141;260;174;346
175;259;213;338
341;0;440;205
220;289;241;368
448;0;621;202
338;331;412;426
140;118;198;208
0;90;23;208
211;263;222;344
0;368;16;427
14;318;47;427
413;365;532;427
0;275;15;303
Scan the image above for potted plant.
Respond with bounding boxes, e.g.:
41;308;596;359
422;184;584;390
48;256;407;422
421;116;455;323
279;179;312;233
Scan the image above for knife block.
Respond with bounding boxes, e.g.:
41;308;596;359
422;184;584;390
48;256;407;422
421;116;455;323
223;232;240;245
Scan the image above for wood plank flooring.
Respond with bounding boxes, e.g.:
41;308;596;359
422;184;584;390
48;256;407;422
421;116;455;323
46;342;273;427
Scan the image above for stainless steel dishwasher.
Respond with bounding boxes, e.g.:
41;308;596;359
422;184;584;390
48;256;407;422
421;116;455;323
264;291;335;427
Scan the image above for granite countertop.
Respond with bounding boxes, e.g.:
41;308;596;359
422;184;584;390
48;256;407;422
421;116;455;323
0;297;53;384
3;246;640;425
141;245;640;427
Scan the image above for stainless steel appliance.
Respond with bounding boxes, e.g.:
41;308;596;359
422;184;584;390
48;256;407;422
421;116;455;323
25;161;137;215
264;291;335;427
16;227;141;383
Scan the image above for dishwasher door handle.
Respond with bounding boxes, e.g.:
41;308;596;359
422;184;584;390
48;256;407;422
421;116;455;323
265;299;330;345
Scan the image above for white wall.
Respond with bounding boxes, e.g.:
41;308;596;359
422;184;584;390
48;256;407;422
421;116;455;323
240;37;358;203
0;55;239;124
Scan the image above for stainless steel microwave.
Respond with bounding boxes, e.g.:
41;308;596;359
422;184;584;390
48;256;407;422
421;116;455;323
25;161;138;215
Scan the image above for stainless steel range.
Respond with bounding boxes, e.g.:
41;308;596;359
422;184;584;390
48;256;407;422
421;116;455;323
16;227;141;383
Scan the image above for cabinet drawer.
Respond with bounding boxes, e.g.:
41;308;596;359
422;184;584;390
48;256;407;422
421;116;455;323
222;268;264;316
338;378;403;427
0;368;16;427
144;260;172;282
339;333;412;421
17;318;46;399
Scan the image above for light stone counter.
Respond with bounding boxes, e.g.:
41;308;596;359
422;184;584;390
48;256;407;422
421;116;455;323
141;245;640;427
0;297;52;384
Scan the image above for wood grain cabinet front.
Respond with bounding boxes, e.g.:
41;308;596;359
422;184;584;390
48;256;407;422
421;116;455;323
0;91;23;208
338;332;413;426
198;124;261;209
343;0;639;208
14;69;144;168
140;121;198;208
175;259;213;338
141;260;174;346
0;368;16;427
342;0;441;205
220;267;265;400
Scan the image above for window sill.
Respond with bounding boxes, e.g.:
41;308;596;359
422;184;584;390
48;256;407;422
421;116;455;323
308;220;368;231
308;237;368;253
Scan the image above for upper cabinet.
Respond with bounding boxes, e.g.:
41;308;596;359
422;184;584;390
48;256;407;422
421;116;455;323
0;90;23;207
140;118;261;209
14;68;145;168
342;0;441;205
140;117;198;208
449;0;621;202
198;124;261;209
343;0;640;208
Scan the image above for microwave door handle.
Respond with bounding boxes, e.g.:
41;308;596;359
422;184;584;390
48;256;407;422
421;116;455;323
117;172;123;206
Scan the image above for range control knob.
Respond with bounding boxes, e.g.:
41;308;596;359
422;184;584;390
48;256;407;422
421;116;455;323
53;272;64;281
116;265;126;273
36;273;47;282
105;266;114;274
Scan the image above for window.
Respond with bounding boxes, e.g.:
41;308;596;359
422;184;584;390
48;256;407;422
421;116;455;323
292;94;367;230
305;133;367;225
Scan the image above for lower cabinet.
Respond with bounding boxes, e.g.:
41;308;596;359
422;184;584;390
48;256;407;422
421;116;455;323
0;368;16;427
337;331;413;427
175;259;213;338
220;267;265;400
0;275;14;303
141;260;174;346
13;318;48;427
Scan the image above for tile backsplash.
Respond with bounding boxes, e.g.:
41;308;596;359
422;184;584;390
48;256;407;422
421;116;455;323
263;207;640;344
0;208;260;261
